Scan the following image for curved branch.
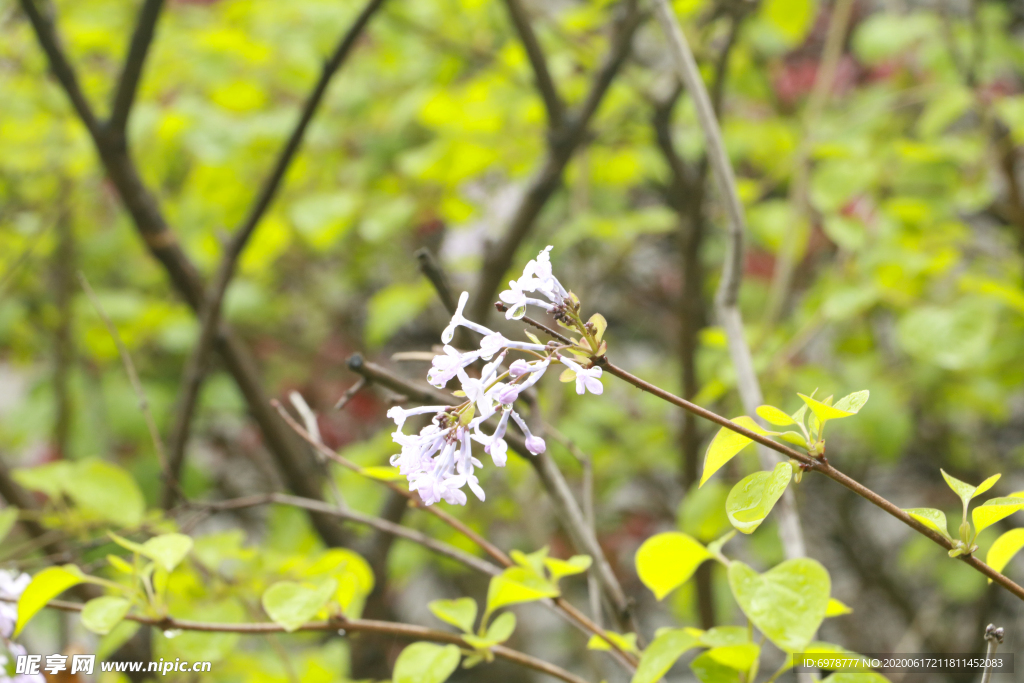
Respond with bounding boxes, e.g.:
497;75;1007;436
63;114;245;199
164;0;389;508
108;0;164;133
14;598;592;683
501;0;563;128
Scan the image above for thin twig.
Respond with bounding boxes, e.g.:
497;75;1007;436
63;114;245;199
78;273;177;495
469;0;641;323
415;248;458;314
108;0;164;133
199;492;500;576
652;0;808;562
501;0;564;129
765;0;855;324
162;0;387;509
334;377;367;410
3;597;592;683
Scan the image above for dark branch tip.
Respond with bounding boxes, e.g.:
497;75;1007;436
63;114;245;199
347;353;364;371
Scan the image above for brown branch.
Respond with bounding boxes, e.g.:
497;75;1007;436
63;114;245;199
108;0;164;133
163;0;387;509
501;0;564;129
415;248;458;314
10;598;592;683
16;0;353;547
653;0;808;562
469;0;641;323
499;304;1024;604
199;492;501;577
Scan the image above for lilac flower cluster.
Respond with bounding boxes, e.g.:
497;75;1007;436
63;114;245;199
389;247;603;506
1;570;45;683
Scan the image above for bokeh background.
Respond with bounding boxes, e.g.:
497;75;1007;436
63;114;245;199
3;0;1024;680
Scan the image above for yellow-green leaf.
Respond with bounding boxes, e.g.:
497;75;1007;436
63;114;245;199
635;532;711;600
361;466;406;482
986;528;1024;580
141;534;193;573
429;598;477;634
544;555;591;582
261;579;337;632
701;417;772;487
559;368;576;382
756;405;794;426
589;313;608;343
81;596;131;635
0;508;17;546
903;508;952;540
972;497;1024;535
707;643;760;670
587;630;639;654
825;598;853;617
797;393;859;425
15;566;84;636
393;643;461;683
630;628;699;683
486;567;559;614
941;469;1000;508
728;559;830;653
832;390;870;414
726;462;793;534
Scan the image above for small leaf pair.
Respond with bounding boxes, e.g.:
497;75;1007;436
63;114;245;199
428;597;516;665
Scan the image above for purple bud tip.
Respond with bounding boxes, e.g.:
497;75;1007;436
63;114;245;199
525;436;546;455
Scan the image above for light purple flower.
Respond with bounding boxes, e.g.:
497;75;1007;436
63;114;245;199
560;357;603;395
508;359;531;378
441;292;494;344
510;410;546;455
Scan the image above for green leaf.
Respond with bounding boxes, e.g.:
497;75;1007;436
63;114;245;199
986;528;1024;580
797;393;861;425
822;675;891;683
107;531;148;556
429;598;477;634
97;621;140;661
756;405;794;426
15;566;84;636
365;281;435;348
707;643;760;670
727;559;830;653
544;555;592;581
67;460;145;528
832;390;870;414
699;626;749;647
393;642;461;683
630;628;699;683
486;567;559;614
140;534;193;573
972;497;1024;535
635;532;711;600
726;462;793;534
903;508;952;541
81;596;131;635
12;461;73;499
825;598;853;617
941;469;1000;508
0;508;17;545
587;631;640;654
701;417;773;487
106;555;133;574
690;650;742;683
588;313;608;343
361;466;406;482
484;611;516;642
778;432;810;448
261;579;337;632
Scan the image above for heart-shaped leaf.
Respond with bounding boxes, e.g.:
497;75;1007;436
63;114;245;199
429;598;477;633
393;642;461;683
485;567;558;614
798;393;861;425
463;611;516;650
727;559;830;653
986;528;1024;580
690;650;741;683
81;596;131;635
635;532;711;600
699;626;749;647
630;628;699;683
701;417;774;486
544;555;592;582
707;643;760;671
261;579;337;632
903;508;952;540
726;462;793;534
832;390;870;414
141;534;193;573
973;497;1024;534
